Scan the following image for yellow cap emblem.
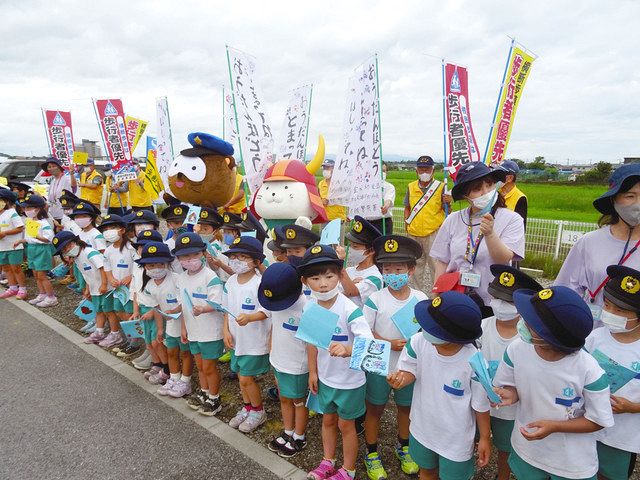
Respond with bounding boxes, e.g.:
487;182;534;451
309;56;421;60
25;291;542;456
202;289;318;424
384;239;398;253
621;276;640;294
353;221;363;233
286;228;296;239
194;136;202;145
538;289;553;300
76;203;84;209
137;211;144;217
264;289;273;298
148;246;157;254
143;230;152;237
499;272;515;288
201;210;209;219
61;199;67;205
181;237;190;244
233;237;241;244
432;297;442;308
224;214;230;223
174;207;182;215
53;238;58;245
311;245;322;254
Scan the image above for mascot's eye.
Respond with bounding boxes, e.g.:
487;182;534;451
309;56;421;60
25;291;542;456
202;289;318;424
168;154;206;182
284;186;288;189
192;166;196;170
265;186;269;190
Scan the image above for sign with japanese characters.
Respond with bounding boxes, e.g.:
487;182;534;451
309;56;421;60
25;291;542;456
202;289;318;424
226;46;274;196
223;85;237;147
445;64;480;180
485;46;535;166
43;109;75;167
276;84;312;161
155;97;174;190
143;136;163;200
93;99;132;171
124;115;148;153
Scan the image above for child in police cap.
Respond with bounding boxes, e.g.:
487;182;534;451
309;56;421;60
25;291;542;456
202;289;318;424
258;262;309;458
493;286;614;480
480;264;542;480
221;236;270;432
388;291;491;480
584;265;640;480
0;189;27;300
298;245;373;480
197;207;234;281
362;235;428;478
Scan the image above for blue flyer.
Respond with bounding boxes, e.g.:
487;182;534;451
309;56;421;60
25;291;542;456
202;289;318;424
468;351;502;404
295;303;339;350
390;297;420;339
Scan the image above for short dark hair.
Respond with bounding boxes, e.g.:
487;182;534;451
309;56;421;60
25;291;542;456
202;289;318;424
299;262;342;278
379;260;417;269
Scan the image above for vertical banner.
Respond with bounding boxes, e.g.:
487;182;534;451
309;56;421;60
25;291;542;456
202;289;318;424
445;64;481;180
222;85;238;147
42;110;75;167
93;99;132;168
155;97;174;190
276;84;313;161
143;136;163;200
124;115;148;153
484;46;535;166
226;46;274;196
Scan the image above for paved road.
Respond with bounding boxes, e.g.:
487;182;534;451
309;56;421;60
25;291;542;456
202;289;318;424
0;301;279;480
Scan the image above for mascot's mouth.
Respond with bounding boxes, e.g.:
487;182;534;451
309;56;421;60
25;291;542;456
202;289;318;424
173;173;202;192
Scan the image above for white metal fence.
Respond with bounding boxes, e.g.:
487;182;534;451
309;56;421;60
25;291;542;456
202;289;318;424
389;208;598;261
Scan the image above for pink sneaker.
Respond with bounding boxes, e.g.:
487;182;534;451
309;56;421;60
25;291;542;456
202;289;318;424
98;331;123;348
167;379;192;398
83;330;106;344
15;289;28;300
326;468;352;480
157;378;176;396
307;460;337;479
36;296;59;308
149;370;169;385
29;294;46;305
0;287;18;299
144;366;161;380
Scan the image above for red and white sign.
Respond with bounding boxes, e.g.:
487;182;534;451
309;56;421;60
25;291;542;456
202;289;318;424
93;98;132;171
43;110;75;167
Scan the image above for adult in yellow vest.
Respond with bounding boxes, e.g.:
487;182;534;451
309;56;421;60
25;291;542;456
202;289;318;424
403;155;449;292
78;158;103;208
318;159;347;221
128;162;154;212
499;160;528;227
103;166;129;216
220;172;246;214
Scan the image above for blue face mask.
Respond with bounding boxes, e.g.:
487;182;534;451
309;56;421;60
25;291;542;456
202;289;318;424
383;273;410;291
422;330;448;345
517;319;533;344
223;233;235;245
173;226;188;235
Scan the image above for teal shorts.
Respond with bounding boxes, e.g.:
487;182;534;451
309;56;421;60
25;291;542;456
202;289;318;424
317;381;366;420
114;298;133;314
0;249;24;265
490;416;514;453
366;371;414;407
509;449;596;480
196;340;224;360
597;441;634;480
230;351;270;377
409;434;474;479
91;294;112;314
273;369;309;400
26;244;53;271
141;311;159;345
165;335;190;351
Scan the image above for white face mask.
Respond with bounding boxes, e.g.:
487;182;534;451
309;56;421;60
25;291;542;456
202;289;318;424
422;330;447;345
229;258;252;274
349;248;368;265
199;233;214;243
134;224;154;235
614;202;640;227
601;309;639;333
470;188;498;214
146;267;168;280
74;217;92;229
322;169;332;179
65;245;80;258
382;172;387;181
490;298;519;321
24;209;38;218
103;230;121;243
311;284;340;301
418;172;432;183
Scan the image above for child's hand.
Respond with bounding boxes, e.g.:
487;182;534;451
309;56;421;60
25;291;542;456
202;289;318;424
180;328;188;344
110;278;120;288
12;240;23;247
205;253;222;268
352;277;363;284
192;306;206;317
157;329;164;343
328;342;351;357
610;395;638;414
83;288;91;300
120;276;132;287
99;283;108;295
236;314;250;326
387;370;410;389
0;232;5;240
335;245;346;260
476;436;491;467
308;372;319;395
140;310;154;321
520;420;557;441
493;386;518;407
223;330;235;350
390;339;407;351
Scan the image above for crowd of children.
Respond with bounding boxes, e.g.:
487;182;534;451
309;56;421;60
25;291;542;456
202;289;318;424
1;179;639;480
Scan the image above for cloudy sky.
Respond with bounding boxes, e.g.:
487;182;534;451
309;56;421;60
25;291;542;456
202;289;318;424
1;0;638;164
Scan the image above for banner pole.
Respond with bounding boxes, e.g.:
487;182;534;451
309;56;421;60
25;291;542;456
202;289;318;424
222;85;226;142
162;97;175;160
374;54;386;235
482;38;515;165
225;45;251;209
302;84;313;161
441;59;450;217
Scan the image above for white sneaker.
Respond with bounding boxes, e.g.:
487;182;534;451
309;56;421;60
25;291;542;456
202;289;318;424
238;409;267;433
36;296;59;308
229;408;250;429
28;294;46;305
133;354;153;371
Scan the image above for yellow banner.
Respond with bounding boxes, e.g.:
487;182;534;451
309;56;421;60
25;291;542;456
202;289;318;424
143;149;164;200
485;46;535;166
125;116;148;153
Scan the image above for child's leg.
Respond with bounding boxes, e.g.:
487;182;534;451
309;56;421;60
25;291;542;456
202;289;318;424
95;312;107;329
419;468;438;480
39;271;54;296
180;349;193;376
364;401;386;449
34;271;44;294
279;396;295;432
201;359;220;396
293;398;308;436
4;263;16;285
167;347;180;374
238;374;262;407
321;413;339;461
11;263;26;287
337;417;358;471
152;338;168;364
106;312;121;333
193;353;208;391
497;451;511;480
397;404;411;442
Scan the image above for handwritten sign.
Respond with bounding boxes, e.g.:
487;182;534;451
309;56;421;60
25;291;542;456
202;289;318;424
349;336;390;376
277;85;312;161
155;97;174;190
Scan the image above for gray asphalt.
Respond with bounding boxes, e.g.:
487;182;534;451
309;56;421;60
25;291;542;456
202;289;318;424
0;301;279;480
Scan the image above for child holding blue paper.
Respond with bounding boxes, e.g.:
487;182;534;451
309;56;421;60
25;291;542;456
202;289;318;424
298;245;373;480
479;264;542;480
222;237;270;432
362;235;427;479
198;207;234;281
172;232;225;416
584;266;640;480
493;286;614;480
70;202;107;253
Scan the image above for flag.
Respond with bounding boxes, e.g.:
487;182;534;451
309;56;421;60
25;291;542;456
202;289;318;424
93;99;132;168
124;115;148;153
155;97;173;189
276;85;312;161
42;109;75;167
144;136;163;199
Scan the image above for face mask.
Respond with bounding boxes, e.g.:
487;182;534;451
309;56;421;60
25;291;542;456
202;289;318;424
383;273;409;291
490;298;519;321
517;319;533;344
180;257;204;273
75;217;92;229
199;233;214;243
63;208;73;216
322;169;332;179
146;267;168;280
311;285;340;301
223;233;235;245
349;248;368;265
103;230;121;243
614;202;640;227
470;188;498;216
135;224;154;235
65;245;80;258
173;226;188;235
422;330;447;345
228;258;252;274
418;172;432;183
382;172;387;181
601;310;639;333
24;209;38;218
0;200;6;210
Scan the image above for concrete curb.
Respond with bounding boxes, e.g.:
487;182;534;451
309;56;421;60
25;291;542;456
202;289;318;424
9;298;307;480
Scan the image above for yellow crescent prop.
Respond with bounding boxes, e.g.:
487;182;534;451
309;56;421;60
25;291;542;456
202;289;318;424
305;135;325;175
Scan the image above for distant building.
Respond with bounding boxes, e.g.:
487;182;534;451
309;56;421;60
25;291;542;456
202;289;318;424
624;157;640;164
75;139;102;159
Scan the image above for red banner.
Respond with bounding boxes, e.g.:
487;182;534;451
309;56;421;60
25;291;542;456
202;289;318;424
445;64;480;181
43;110;75;167
93;98;132;170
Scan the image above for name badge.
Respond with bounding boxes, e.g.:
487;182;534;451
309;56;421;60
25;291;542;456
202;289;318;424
460;272;481;288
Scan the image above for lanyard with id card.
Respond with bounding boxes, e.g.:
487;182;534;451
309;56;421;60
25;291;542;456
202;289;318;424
461;212;483;288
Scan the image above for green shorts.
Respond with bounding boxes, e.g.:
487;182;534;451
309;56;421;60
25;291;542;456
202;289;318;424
366;371;414;407
142;317;160;345
597;441;635;480
26;244;53;271
194;340;224;360
165;335;190;351
490;416;514;453
91;294;112;314
0;249;24;265
317;381;366;420
409;434;474;479
273;369;309;400
509;449;596;480
229;351;270;377
114;297;133;314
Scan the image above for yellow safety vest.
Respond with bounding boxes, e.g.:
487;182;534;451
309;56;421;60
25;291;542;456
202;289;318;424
501;185;526;212
406;180;445;237
105;177;129;208
318;179;347;221
79;170;103;206
226;173;246;214
128;171;151;207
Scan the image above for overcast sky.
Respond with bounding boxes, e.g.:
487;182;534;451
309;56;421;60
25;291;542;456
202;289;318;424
1;0;638;164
